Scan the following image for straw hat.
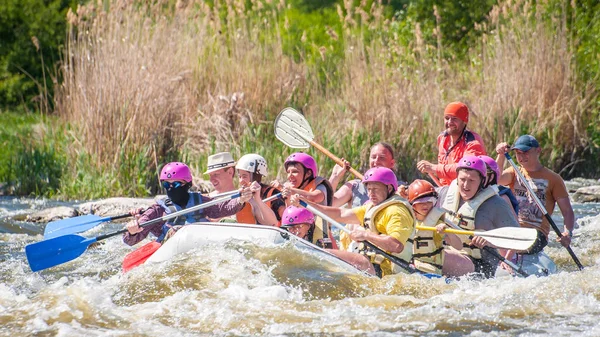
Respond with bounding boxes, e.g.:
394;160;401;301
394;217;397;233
204;152;236;174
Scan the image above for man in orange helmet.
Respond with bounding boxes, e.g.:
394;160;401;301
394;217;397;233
417;102;486;186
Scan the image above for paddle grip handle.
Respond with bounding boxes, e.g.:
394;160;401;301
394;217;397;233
504;153;584;270
308;140;364;180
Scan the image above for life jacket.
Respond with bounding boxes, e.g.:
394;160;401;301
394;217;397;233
498;185;519;214
301;176;338;249
358;195;415;275
441;180;498;259
413;207;446;275
156;192;208;243
235;185;278;224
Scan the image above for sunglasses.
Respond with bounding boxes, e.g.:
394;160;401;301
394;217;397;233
162;181;184;189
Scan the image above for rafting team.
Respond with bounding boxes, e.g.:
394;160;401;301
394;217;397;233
123;102;576;278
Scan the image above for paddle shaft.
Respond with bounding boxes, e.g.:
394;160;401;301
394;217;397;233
416;225;531;241
482;246;529;277
121;192;281;272
307;140;364;179
97;193;242;242
504;153;584;270
299;201;423;275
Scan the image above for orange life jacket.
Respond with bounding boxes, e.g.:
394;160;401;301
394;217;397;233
236;185;278;225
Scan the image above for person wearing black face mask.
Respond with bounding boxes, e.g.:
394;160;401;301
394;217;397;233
123;162;255;246
164;180;192;207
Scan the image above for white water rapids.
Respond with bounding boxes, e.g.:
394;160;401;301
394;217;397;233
1;196;600;336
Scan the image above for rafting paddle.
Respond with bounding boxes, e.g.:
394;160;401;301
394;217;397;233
416;225;537;251
43;210;148;239
504;152;584;271
26;192;243;272
121;193;284;272
275;107;365;179
298;201;441;279
482;246;529;278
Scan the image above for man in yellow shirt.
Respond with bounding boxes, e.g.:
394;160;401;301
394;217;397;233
290;167;414;277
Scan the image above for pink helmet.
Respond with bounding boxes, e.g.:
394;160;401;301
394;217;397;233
160;162;193;182
456;156;487;178
284;152;318;177
281;206;315;227
478;155;500;181
362;167;398;191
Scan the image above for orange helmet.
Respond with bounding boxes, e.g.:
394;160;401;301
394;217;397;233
408;179;437;205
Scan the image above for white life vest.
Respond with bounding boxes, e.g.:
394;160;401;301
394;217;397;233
413;207;446;274
441;180;498;259
359;195;415;274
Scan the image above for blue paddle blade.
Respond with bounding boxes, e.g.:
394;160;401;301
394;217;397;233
25;235;97;272
44;214;108;239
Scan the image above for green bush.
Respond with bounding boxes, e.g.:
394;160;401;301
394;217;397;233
0;0;80;108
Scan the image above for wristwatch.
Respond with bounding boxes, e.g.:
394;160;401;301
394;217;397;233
566;229;573;238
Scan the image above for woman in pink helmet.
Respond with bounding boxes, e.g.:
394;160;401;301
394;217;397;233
290;167;416;278
123;162;255;246
271;152;337;249
435;156;520;278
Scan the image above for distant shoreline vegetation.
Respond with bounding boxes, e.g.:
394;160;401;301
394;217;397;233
1;0;599;199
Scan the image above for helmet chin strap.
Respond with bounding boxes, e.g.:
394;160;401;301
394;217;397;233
299;168;313;189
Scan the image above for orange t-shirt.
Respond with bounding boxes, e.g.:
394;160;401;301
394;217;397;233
504;166;569;236
435;129;486;186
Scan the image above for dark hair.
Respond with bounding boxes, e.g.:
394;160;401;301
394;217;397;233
370;142;395;160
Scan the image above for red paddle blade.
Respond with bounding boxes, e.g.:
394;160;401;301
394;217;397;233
122;241;161;273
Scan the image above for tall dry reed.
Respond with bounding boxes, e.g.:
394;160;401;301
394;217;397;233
55;0;596;196
57;0;310;185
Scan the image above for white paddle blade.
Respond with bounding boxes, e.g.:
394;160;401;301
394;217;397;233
480;235;534;250
475;227;538;251
274;107;314;149
477;227;538;241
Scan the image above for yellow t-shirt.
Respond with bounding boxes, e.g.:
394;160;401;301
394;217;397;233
344;203;414;276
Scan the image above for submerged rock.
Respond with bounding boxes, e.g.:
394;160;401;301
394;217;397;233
78;198;156;218
565;178;600;193
26;206;78;223
572;185;600;203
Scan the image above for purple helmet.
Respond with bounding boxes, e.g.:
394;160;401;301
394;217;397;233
160;162;193;182
362;167;398;191
284;152;318;177
281;206;315;227
478;155;500;181
456;156;487;178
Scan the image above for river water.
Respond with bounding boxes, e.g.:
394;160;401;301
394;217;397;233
1;196;600;336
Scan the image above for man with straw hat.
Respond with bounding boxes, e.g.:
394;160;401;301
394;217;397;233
204;152;237;197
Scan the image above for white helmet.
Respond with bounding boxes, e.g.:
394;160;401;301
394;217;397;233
235;154;268;176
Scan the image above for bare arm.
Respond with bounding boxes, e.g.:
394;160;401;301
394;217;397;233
328;160;349;190
288;186;325;204
332;183;353;207
290;194;360;224
249;194;278;226
556;197;575;247
350;230;403;253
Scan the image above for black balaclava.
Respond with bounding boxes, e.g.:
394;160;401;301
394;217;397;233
167;183;191;207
